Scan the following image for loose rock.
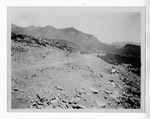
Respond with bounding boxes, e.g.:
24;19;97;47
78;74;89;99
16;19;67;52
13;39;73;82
76;104;87;109
13;87;19;91
89;87;99;94
105;89;112;94
55;86;64;91
94;100;106;107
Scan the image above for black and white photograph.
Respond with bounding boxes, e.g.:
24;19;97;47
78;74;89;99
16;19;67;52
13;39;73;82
7;7;145;111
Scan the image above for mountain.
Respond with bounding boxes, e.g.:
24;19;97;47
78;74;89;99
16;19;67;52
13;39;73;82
110;41;140;57
120;44;140;57
11;24;41;35
60;27;118;54
110;42;140;49
11;24;118;54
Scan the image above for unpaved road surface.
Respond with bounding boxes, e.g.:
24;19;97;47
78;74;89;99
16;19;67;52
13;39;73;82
11;53;141;109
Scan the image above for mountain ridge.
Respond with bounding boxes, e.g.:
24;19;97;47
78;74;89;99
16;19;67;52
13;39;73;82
11;24;119;54
11;24;141;56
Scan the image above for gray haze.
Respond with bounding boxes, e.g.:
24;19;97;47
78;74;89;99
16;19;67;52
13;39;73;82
11;8;140;44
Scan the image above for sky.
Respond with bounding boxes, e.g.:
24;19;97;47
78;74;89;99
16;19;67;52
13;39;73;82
11;8;141;44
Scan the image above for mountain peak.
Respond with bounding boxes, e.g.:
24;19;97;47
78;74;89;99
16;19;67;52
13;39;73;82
27;25;36;28
11;23;19;28
44;25;56;29
61;27;80;34
64;27;78;31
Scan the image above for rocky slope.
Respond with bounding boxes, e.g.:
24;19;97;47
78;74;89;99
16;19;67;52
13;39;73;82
11;33;141;109
101;42;141;76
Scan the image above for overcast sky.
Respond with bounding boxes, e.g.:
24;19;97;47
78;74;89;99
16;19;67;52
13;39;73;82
11;8;141;44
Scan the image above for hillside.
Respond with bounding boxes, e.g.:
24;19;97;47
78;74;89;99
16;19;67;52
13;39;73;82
121;44;140;57
98;42;141;76
11;32;141;109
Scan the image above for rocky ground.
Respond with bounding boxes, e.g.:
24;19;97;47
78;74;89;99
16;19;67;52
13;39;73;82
11;34;141;109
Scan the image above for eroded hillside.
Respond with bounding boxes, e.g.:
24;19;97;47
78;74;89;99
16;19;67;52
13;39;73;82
11;33;141;109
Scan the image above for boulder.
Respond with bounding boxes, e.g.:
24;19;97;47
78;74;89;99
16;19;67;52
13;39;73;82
13;87;19;91
37;101;43;105
89;87;99;94
94;100;106;107
105;89;112;94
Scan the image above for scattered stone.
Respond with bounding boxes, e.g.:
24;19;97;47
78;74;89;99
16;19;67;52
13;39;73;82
13;87;19;91
37;101;43;105
75;94;81;98
82;97;87;101
32;102;37;107
42;97;48;102
115;98;120;103
62;98;68;103
58;102;67;108
105;89;112;94
89;87;99;94
94;100;106;107
71;104;82;109
69;97;80;104
71;103;87;109
111;69;119;74
71;104;77;108
76;104;87;109
75;89;82;95
109;78;114;82
55;85;64;91
104;96;107;99
109;93;120;103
